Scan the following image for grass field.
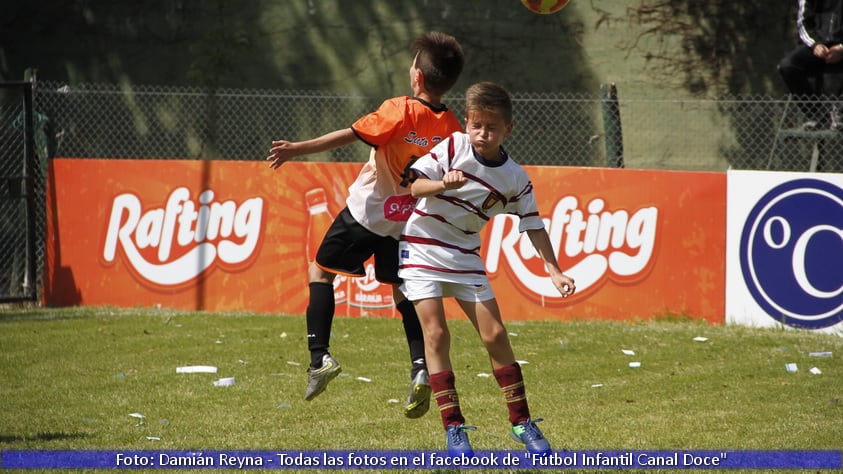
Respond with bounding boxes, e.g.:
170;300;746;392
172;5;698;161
1;306;841;473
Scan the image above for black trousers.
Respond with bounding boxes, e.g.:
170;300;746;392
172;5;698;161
778;44;843;119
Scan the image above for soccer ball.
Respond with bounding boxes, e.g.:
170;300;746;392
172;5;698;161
521;0;569;14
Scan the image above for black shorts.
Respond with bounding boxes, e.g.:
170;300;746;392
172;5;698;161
314;207;401;284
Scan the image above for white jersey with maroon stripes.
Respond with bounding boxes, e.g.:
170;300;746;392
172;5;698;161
398;132;545;285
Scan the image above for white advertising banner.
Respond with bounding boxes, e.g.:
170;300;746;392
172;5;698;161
726;170;843;334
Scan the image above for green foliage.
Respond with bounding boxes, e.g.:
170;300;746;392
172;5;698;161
1;306;841;473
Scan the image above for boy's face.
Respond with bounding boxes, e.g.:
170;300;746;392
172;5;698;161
465;110;512;160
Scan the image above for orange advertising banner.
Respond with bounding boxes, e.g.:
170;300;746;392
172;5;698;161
45;159;726;323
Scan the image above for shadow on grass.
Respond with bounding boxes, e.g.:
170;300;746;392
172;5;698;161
0;305;133;323
0;432;90;444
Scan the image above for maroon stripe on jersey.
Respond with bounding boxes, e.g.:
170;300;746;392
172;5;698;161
412;209;478;235
398;263;486;275
437;194;491;222
447;137;456;169
510;182;533;203
460;170;508;206
400;235;480;256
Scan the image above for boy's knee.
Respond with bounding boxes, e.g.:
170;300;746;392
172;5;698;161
425;325;449;346
778;60;796;75
307;262;335;284
481;325;509;348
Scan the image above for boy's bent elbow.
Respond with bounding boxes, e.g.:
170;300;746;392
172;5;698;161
409;183;422;198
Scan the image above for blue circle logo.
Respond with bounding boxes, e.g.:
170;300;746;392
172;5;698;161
739;178;843;329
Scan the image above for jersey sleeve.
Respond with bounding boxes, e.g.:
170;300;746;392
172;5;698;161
410;135;453;180
351;97;405;148
513;170;545;233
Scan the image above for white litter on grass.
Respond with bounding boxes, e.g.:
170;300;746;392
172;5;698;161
693;337;709;342
591;383;604;388
509;332;518;337
516;360;529;365
286;361;301;366
356;377;372;383
621;349;635;356
810;367;823;375
628;362;641;368
476;373;492;378
176;365;218;374
785;363;798;373
213;377;235;387
146;436;161;441
809;352;833;358
280;332;288;338
387;399;400;404
129;413;145;426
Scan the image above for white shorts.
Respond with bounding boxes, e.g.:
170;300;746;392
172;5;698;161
402;279;495;302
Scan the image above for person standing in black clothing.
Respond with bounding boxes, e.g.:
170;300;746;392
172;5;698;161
778;0;843;129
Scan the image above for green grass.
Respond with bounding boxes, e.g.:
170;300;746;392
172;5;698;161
1;306;842;473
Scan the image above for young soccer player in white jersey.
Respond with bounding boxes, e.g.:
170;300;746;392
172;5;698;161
398;82;576;455
267;32;464;418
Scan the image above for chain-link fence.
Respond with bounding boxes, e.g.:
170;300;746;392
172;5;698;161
32;80;843;173
0;82;43;303
29;82;624;166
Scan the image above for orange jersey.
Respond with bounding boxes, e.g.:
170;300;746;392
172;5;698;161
347;96;463;238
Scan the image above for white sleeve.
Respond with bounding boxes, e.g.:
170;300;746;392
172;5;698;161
411;136;452;180
514;171;544;233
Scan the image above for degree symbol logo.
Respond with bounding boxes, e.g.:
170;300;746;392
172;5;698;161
739;179;843;329
740;179;843;329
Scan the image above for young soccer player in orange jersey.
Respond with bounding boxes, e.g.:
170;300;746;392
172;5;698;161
267;32;464;419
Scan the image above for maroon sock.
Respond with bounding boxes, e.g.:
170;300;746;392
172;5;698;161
429;370;465;429
493;362;530;425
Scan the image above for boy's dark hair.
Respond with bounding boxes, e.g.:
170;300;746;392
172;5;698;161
411;32;464;97
465;82;513;124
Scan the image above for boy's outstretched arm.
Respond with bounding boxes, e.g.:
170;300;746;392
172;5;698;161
526;228;576;298
267;128;357;169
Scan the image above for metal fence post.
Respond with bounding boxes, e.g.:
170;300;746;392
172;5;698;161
600;83;625;168
22;78;37;301
0;76;39;302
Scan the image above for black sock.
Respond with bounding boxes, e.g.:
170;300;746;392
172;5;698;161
396;298;426;377
306;282;335;368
